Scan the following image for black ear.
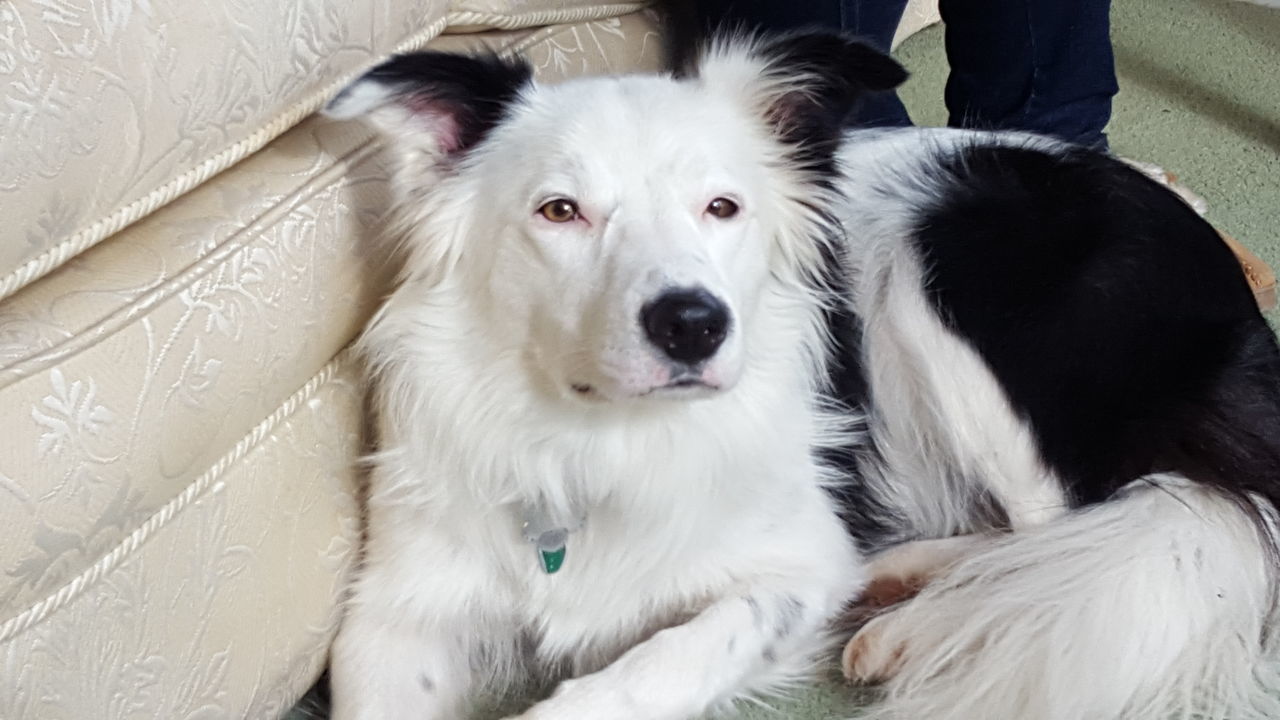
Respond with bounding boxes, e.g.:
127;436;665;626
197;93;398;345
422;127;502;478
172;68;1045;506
324;51;533;154
762;29;907;91
755;29;908;142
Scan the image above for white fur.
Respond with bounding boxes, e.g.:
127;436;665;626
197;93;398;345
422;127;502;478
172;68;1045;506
834;128;1280;720
328;40;863;720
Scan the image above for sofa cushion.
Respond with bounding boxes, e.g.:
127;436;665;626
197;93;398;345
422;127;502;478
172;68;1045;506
0;0;450;303
0;354;365;720
0;115;394;619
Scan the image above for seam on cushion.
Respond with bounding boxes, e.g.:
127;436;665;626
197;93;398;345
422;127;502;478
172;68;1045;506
450;9;655;67
0;15;449;305
501;10;652;57
504;23;573;56
0;348;354;644
0;138;383;389
458;23;558;55
444;3;649;32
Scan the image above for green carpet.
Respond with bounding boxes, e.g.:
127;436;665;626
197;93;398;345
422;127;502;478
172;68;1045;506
285;3;1280;717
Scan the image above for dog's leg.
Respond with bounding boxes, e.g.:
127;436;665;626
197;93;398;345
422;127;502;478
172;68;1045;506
844;533;994;618
505;587;840;720
840;534;995;679
844;476;1280;720
329;510;510;720
329;601;480;720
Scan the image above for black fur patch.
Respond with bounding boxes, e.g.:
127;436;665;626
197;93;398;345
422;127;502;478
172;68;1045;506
911;143;1280;513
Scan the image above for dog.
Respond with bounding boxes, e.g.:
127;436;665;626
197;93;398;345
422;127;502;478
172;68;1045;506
323;28;1280;720
320;32;906;720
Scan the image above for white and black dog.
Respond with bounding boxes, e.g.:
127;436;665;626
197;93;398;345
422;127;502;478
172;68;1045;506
322;29;1280;720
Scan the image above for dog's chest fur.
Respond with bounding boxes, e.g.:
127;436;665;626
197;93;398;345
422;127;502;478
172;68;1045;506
361;289;855;670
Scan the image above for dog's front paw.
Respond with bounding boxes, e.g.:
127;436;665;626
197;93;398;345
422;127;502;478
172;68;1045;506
503;679;639;720
841;611;907;684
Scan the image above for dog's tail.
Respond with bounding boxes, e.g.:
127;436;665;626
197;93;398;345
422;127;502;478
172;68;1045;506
854;470;1280;720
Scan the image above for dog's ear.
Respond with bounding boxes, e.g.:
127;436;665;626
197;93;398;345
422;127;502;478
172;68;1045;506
324;52;532;155
695;29;907;147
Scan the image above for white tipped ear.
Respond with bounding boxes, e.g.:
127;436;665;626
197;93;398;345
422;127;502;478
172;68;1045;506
694;29;907;147
322;79;396;120
694;32;774;102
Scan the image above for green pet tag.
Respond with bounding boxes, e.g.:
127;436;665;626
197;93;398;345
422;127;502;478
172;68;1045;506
522;504;579;575
534;529;568;574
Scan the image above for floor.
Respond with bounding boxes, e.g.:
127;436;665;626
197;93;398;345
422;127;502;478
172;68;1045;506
286;2;1280;717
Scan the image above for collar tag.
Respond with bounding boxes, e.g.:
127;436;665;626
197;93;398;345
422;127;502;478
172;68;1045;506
521;503;581;575
535;529;568;574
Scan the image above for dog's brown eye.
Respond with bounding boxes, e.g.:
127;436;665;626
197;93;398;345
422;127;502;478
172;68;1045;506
706;197;739;219
538;199;579;223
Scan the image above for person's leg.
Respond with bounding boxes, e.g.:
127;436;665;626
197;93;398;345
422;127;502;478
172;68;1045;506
941;0;1117;149
691;0;913;127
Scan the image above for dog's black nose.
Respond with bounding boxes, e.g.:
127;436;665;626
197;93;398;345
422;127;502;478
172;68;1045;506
642;289;730;364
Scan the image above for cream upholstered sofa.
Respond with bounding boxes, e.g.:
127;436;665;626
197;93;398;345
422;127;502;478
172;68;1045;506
0;3;662;718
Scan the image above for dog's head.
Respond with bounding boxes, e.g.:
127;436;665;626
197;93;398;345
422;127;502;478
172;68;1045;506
327;31;904;404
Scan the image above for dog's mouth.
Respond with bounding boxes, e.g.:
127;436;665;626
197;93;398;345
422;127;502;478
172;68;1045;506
660;376;711;386
569;376;721;401
641;375;720;398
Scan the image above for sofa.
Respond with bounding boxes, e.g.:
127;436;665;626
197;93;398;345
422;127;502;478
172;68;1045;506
0;3;665;717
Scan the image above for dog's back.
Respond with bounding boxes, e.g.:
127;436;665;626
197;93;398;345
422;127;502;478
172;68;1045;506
834;127;1280;720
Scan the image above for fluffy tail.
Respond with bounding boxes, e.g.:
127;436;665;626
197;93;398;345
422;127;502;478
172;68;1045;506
855;474;1280;720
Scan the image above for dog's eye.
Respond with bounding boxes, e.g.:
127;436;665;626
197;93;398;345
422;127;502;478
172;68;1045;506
538;199;579;223
706;197;739;219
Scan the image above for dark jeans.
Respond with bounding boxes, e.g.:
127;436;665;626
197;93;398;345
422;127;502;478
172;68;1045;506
692;0;1118;150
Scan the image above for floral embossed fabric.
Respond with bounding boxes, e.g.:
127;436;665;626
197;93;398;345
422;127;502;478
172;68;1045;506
0;0;452;296
0;117;395;615
0;363;364;720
